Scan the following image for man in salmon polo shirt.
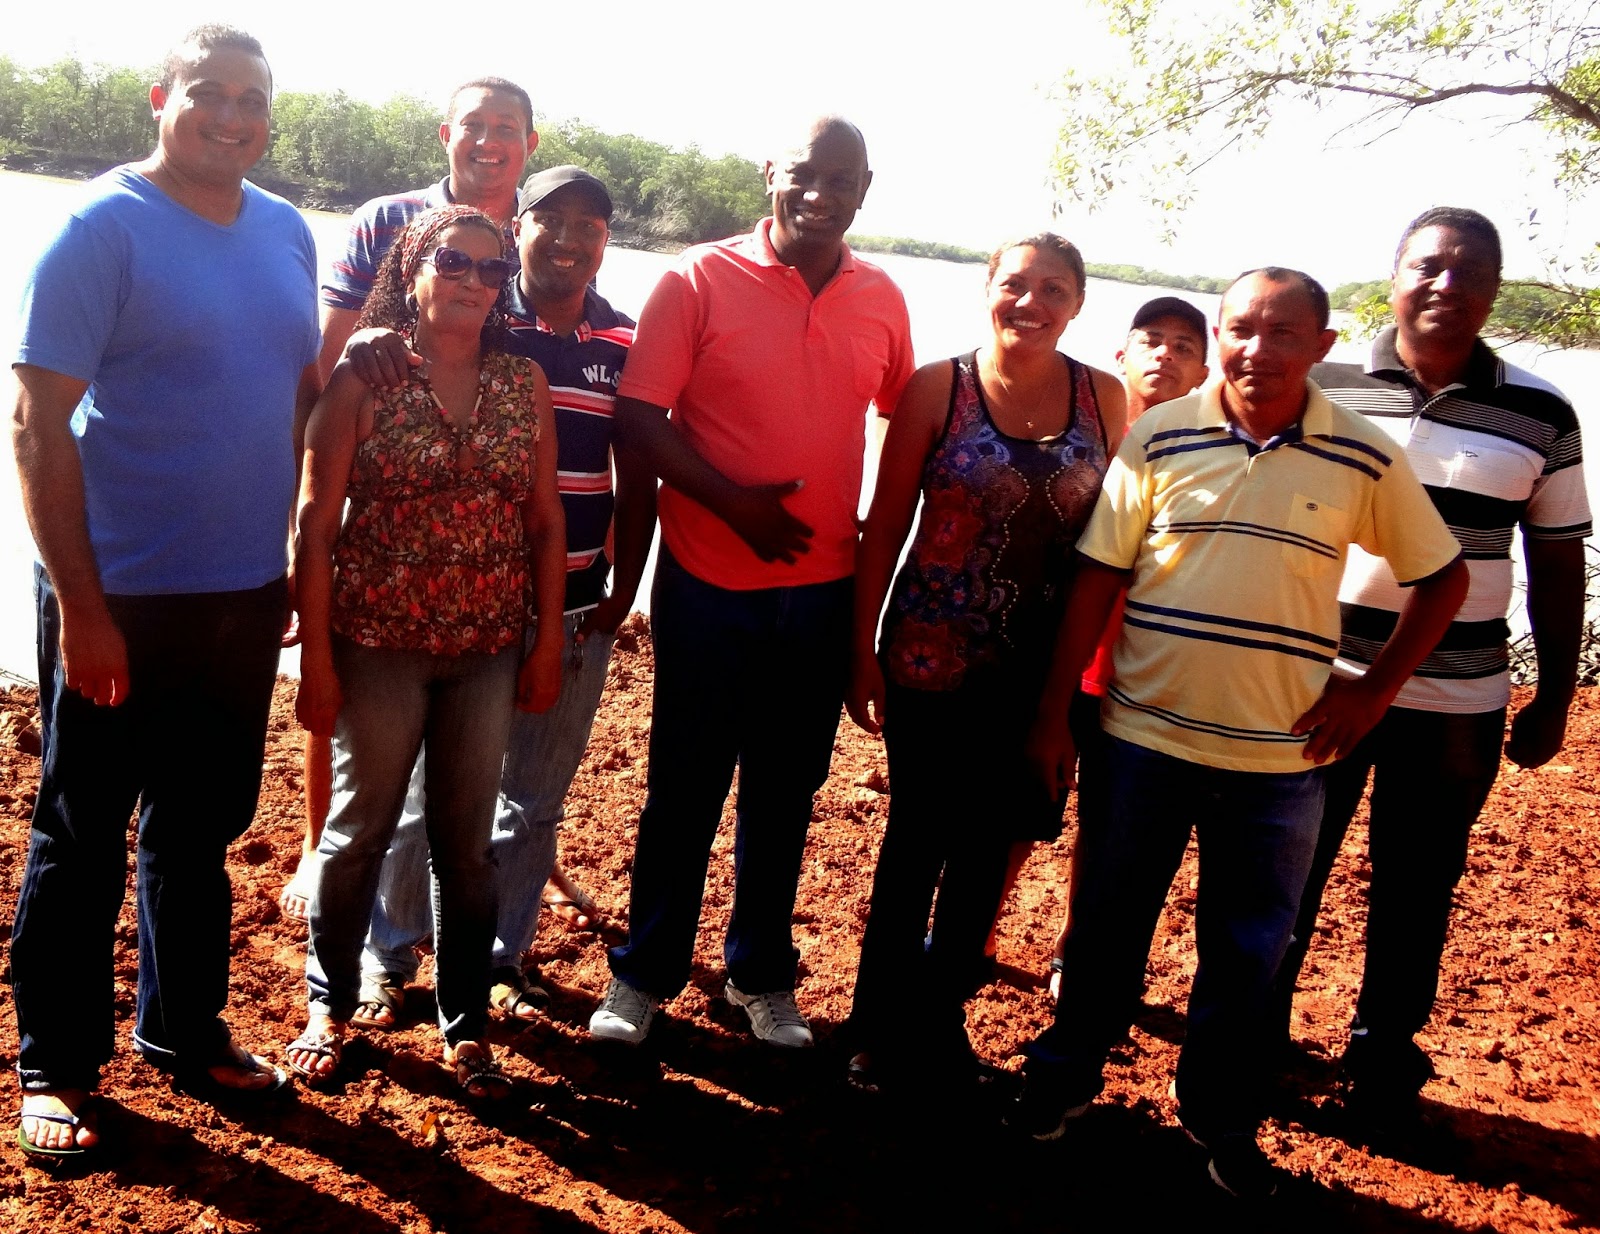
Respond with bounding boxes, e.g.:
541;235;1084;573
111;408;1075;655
590;115;915;1048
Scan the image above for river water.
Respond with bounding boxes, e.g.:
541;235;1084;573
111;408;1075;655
1;169;1596;683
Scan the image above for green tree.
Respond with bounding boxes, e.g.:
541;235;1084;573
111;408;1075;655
1050;0;1600;343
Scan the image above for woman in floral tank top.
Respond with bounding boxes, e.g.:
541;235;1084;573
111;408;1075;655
844;235;1128;1091
287;207;566;1100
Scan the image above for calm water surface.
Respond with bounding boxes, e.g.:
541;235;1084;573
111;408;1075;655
2;170;1595;682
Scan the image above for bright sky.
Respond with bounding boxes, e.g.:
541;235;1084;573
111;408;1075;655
7;0;1595;286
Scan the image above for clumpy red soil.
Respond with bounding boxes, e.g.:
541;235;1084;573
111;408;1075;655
0;613;1596;1232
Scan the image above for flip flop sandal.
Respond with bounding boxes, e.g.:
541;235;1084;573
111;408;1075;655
351;972;407;1029
285;1028;344;1085
445;1045;513;1101
489;968;550;1023
542;887;603;931
172;1039;289;1105
17;1104;96;1159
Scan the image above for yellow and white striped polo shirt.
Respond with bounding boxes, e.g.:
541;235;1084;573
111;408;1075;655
1081;380;1461;774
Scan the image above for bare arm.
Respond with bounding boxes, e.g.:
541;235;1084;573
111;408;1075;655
845;363;950;734
519;370;567;714
1506;537;1586;767
1026;558;1131;800
614;394;812;564
11;363;126;706
283;362;325;645
316;304;361;385
1089;366;1129;453
292;365;366;735
578;435;658;641
1294;556;1469;762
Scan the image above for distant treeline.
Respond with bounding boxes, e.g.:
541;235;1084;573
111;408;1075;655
0;55;775;247
1330;278;1600;348
1084;263;1230;294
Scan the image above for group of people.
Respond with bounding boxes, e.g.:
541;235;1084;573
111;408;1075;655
8;24;1589;1203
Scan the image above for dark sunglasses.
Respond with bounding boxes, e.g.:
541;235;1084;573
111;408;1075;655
422;246;516;288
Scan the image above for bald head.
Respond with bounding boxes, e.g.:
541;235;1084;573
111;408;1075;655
764;115;873;272
775;115;868;166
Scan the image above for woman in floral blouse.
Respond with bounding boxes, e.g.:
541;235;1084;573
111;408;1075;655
843;234;1127;1092
286;206;565;1098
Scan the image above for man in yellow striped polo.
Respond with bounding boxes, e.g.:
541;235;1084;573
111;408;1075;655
1008;268;1468;1198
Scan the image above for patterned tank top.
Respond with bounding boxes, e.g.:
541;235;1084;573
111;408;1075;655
880;351;1109;692
332;349;541;656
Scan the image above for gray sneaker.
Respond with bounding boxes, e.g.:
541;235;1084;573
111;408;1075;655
725;980;813;1048
588;978;660;1046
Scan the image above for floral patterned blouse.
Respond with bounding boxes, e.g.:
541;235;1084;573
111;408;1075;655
880;351;1108;692
331;349;540;655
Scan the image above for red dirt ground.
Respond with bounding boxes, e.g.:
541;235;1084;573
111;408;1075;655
0;613;1596;1232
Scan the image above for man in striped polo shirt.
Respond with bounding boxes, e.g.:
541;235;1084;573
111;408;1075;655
1271;208;1591;1119
1010;269;1467;1197
316;77;536;376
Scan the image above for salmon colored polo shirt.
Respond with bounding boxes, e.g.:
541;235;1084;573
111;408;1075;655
618;218;915;590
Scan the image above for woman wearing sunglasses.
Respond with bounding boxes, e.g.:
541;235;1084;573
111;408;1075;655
286;205;565;1099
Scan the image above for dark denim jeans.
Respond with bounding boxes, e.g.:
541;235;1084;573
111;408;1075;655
1029;735;1324;1139
608;549;852;998
1270;705;1505;1056
849;678;1064;1055
11;566;286;1090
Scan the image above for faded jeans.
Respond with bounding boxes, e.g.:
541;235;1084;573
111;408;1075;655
361;614;616;980
306;636;516;1045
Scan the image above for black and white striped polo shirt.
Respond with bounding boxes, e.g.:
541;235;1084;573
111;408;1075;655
1313;328;1591;713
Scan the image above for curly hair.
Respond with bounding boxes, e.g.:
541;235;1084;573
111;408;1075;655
356;206;514;353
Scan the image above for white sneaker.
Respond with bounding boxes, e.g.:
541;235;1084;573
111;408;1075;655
725;980;813;1048
588;978;660;1046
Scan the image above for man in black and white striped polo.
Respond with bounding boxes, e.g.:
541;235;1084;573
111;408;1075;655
1272;207;1591;1120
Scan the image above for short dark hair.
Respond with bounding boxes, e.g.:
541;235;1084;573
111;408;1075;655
1394;206;1502;274
1226;267;1331;331
986;232;1086;295
447;77;535;136
159;25;269;93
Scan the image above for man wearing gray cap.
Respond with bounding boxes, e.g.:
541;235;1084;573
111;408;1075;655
332;165;653;1024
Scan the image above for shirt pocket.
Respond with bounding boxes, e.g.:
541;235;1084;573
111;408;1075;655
851;334;891;406
1283;493;1349;579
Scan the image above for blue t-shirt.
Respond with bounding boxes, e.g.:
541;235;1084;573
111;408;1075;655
15;166;321;595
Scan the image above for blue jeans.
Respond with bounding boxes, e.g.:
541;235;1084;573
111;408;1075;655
1029;735;1324;1139
306;637;516;1045
12;566;285;1090
609;549;852;998
362;614;617;978
1270;705;1505;1057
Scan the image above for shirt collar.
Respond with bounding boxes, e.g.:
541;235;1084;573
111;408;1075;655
746;216;857;277
1198;379;1332;447
507;281;619;340
1368;324;1504;390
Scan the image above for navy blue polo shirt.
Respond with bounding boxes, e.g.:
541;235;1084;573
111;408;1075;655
505;282;635;614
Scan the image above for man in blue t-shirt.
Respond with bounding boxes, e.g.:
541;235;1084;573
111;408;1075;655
9;25;321;1155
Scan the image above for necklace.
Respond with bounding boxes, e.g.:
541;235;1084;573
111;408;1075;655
423;372;484;472
983;350;1064;437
